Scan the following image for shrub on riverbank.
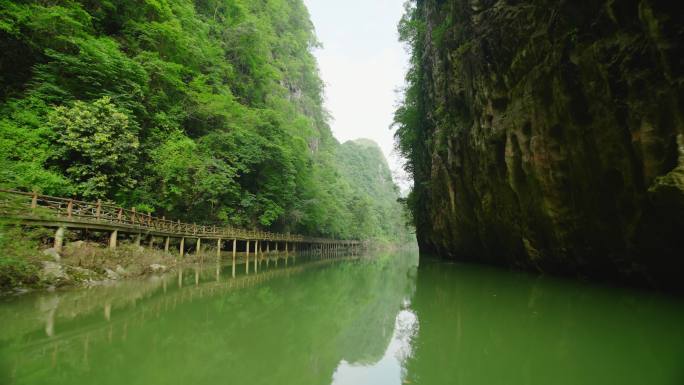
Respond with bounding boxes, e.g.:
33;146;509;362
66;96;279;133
0;256;40;290
0;225;46;290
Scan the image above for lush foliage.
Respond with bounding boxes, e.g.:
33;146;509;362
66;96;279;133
0;224;43;289
393;1;431;235
49;96;140;199
335;139;412;242
0;0;408;241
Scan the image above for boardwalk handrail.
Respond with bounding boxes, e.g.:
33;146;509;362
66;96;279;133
0;189;358;244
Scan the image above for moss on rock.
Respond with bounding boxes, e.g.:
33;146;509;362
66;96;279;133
397;0;684;289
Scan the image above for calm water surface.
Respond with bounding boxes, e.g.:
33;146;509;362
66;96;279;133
1;252;683;385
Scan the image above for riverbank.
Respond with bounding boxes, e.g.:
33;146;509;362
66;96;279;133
0;226;203;294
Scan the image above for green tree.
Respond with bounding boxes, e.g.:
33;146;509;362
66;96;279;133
49;97;139;199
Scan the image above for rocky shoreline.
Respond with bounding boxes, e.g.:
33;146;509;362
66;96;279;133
2;240;204;295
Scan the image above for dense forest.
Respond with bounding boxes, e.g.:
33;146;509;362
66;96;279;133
0;0;410;242
335;139;408;241
394;0;684;287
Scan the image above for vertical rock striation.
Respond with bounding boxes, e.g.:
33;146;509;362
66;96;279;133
398;0;684;288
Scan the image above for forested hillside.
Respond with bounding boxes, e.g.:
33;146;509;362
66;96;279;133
0;0;408;241
336;139;411;243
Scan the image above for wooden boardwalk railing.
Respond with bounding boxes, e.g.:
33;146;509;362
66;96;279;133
0;189;360;262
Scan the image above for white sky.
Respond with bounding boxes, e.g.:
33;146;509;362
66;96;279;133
303;0;411;191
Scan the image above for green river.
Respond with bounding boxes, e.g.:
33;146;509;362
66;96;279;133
1;252;683;384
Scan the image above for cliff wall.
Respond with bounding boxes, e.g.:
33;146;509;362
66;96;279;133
397;0;684;287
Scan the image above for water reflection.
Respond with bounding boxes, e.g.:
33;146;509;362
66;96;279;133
403;259;684;385
332;306;417;385
2;253;682;385
0;253;419;385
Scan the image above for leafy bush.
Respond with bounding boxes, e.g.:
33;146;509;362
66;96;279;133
0;225;43;290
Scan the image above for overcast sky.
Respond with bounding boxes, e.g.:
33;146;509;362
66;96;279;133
303;0;411;190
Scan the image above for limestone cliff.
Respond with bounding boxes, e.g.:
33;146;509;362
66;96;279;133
396;0;684;288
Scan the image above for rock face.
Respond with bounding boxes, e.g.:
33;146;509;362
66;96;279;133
149;264;168;273
42;248;61;262
403;0;684;287
40;261;67;281
104;268;120;281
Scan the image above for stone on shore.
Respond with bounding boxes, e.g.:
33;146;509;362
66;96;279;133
42;248;61;262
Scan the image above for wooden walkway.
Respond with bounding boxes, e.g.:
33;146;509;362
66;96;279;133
0;189;361;261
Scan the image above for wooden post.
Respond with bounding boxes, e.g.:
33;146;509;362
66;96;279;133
131;207;136;224
216;238;221;259
196;238;202;259
164;236;170;253
266;242;270;267
109;230;117;249
180;237;185;258
67;199;73;218
31;191;38;210
54;227;65;252
95;199;101;219
232;239;237;278
245;240;250;274
135;233;141;247
148;236;154;248
254;240;258;273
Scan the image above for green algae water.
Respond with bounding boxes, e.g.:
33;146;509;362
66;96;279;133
1;253;683;385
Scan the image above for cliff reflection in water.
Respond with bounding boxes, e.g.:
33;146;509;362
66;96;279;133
404;258;684;385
